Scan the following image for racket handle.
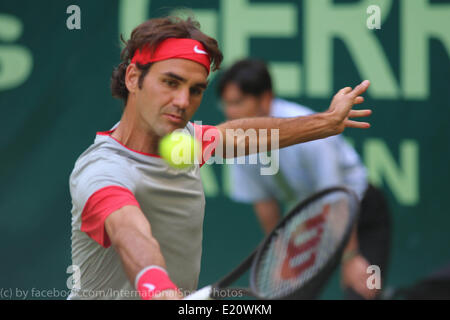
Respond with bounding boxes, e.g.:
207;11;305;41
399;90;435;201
184;285;213;300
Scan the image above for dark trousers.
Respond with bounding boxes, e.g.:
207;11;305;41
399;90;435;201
345;184;391;300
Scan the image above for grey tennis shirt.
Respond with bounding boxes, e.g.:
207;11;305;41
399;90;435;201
68;122;212;299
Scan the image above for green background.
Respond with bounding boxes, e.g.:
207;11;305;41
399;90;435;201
0;0;449;299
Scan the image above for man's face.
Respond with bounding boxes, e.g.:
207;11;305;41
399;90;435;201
221;83;265;120
133;58;208;137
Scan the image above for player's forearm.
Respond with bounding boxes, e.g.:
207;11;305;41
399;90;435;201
105;206;167;285
110;227;180;299
105;206;179;299
216;112;337;158
110;226;166;284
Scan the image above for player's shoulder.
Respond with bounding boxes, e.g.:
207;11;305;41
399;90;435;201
271;98;315;118
70;134;133;183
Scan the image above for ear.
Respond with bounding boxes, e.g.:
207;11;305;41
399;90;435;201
260;91;274;116
125;64;140;94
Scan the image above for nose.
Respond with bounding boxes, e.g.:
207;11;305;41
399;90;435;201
223;105;239;120
173;88;190;110
223;107;233;120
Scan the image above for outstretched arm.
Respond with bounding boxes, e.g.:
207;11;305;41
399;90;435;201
215;81;371;158
105;205;181;300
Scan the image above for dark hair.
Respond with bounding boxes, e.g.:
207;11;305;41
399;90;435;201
111;16;223;103
217;59;272;98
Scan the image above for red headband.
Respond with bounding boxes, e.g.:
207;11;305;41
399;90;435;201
131;38;211;74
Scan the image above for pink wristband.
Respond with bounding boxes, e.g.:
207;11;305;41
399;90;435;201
135;266;178;300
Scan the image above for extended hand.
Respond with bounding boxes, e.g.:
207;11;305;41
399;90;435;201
326;80;372;134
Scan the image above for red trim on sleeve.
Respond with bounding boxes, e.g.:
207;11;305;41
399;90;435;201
193;124;221;167
97;130;161;158
81;186;140;248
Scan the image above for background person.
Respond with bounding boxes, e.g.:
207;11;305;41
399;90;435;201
218;58;390;300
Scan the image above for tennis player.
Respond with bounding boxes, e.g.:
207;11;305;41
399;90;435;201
218;59;390;300
68;17;372;300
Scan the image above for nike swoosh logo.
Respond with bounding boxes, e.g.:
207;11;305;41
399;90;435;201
142;283;156;291
194;45;208;55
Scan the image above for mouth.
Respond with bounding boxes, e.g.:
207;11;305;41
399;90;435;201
163;113;184;124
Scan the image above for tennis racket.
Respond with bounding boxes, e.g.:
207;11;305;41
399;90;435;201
185;186;360;300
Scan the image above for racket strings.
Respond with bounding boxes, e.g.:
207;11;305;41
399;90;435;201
254;193;355;299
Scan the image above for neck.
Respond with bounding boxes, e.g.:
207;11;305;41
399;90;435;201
259;93;274;117
260;99;274;117
111;103;160;155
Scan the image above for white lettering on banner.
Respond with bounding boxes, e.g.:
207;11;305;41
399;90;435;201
305;0;399;99
119;0;151;43
364;139;419;206
401;0;450;99
0;14;33;91
119;0;450;100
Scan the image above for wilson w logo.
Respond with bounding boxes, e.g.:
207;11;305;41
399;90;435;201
281;205;330;279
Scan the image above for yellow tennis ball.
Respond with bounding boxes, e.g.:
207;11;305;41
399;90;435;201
159;132;201;169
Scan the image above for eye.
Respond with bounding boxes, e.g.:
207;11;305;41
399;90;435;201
190;87;203;96
163;79;178;88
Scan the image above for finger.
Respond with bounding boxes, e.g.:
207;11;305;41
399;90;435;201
348;109;372;118
354;96;365;104
350;80;370;97
344;120;371;129
339;87;352;95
